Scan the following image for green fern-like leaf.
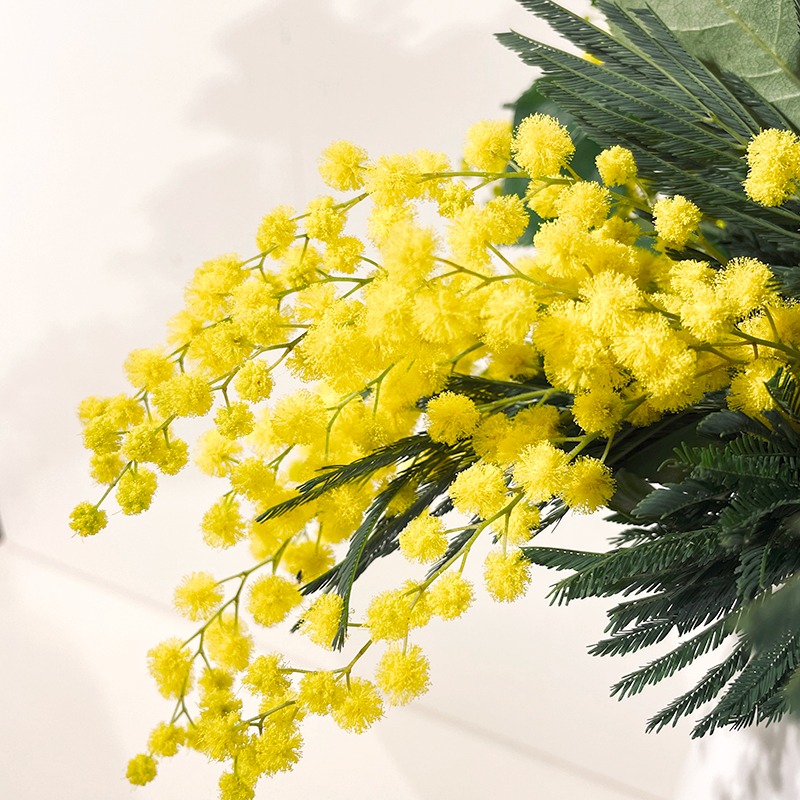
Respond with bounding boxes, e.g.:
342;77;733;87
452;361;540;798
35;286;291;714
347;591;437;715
541;529;719;604
611;616;733;700
631;479;718;523
693;628;800;736
696;409;771;440
590;618;676;656
647;641;750;732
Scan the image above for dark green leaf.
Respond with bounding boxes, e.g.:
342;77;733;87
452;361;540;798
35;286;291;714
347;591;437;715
615;0;800;130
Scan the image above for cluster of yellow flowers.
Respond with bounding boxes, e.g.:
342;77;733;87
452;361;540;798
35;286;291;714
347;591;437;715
71;112;800;798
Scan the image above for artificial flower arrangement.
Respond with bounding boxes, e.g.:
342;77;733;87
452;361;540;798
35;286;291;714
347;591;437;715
70;0;800;796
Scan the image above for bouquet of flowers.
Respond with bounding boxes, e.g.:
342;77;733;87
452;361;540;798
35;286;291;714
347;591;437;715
70;0;800;795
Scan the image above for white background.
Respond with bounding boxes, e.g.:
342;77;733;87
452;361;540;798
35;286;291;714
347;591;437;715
2;1;792;798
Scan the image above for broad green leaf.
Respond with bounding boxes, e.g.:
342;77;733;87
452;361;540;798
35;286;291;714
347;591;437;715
617;0;800;130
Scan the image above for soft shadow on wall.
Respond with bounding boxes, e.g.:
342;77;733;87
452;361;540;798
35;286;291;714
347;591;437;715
675;721;800;800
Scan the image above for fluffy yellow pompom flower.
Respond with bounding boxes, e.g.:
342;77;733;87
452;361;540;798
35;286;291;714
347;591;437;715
205;614;253;672
201;497;245;548
480;282;536;350
247;575;303;627
447;205;495;266
282;242;323;288
247;715;303;776
331;678;384;733
595;145;637;185
612;316;698;411
448;461;508;518
398;513;448;563
199;667;235;695
194;429;242;477
484;548;531;602
652;195;702;249
282;540;335;582
148;722;186;758
184;254;244;320
716;257;778;318
526;180;565;218
214;402;255;439
173;571;223;621
77;395;109;423
365;590;412;642
426;391;480;445
218;771;255;800
513;441;570;504
483;194;529;244
89;452;125;484
271;390;328;446
242;654;291;700
81;417;121;455
363;153;422;206
124;347;175;391
380;220;437;284
560;457;615;513
463;119;513;173
230;280;282;342
437;181;474;218
69;502;108;537
743;128;800;206
427;572;474;619
256;205;297;257
505;406;562;459
512;113;575;178
193;707;246;762
318;140;369;191
297;671;345;715
151;372;213;418
116;468;158;514
367;204;414;245
233;360;274;403
365;587;430;641
166;307;204;346
323;235;364;274
471;413;513;464
188;323;251;376
147;638;194;699
302;593;344;649
121;423;165;463
506;502;540;544
728;359;781;416
304;195;346;241
571;385;625;436
375;644;431;706
156;438;189;476
555;181;611;229
579;271;642;336
88;396;140;431
676;282;731;341
414;148;450;201
126;754;157;786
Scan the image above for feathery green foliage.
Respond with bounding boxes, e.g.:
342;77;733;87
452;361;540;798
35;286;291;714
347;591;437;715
499;0;800;265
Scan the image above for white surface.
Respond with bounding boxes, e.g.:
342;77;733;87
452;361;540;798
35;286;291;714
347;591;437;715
673;722;800;800
0;1;699;799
